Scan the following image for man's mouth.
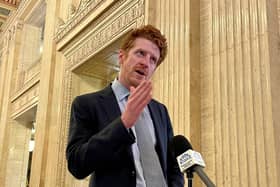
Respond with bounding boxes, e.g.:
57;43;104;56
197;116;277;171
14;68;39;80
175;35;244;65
135;70;146;76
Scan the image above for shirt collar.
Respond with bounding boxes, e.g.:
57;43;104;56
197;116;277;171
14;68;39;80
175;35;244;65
111;78;130;102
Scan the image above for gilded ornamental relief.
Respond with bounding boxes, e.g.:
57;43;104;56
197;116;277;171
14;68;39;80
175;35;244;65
56;0;144;69
10;83;39;119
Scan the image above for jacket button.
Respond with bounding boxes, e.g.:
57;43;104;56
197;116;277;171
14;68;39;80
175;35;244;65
131;171;136;177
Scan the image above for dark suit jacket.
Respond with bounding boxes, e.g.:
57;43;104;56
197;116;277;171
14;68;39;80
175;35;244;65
66;85;184;187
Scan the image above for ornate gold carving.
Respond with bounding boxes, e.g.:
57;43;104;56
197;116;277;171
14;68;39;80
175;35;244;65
64;0;144;70
5;19;24;42
56;17;65;33
56;70;73;187
54;0;104;42
10;82;39;119
68;4;77;19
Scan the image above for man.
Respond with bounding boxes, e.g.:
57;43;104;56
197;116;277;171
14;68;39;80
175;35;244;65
66;25;184;187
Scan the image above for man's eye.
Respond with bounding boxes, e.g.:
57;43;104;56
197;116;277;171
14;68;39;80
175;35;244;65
151;58;157;64
136;50;145;56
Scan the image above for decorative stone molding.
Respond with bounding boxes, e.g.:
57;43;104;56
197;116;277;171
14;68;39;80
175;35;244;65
54;0;105;42
0;34;9;54
7;29;12;41
6;19;23;41
15;19;24;30
10;81;39;119
11;57;41;119
67;3;76;19
63;0;144;70
23;60;41;85
57;70;73;187
0;0;29;40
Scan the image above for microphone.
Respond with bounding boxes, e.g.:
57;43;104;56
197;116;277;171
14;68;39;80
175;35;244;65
170;135;216;187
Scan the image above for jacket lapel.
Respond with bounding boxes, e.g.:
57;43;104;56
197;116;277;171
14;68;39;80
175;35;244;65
148;101;166;171
148;101;162;140
98;85;122;123
98;85;136;164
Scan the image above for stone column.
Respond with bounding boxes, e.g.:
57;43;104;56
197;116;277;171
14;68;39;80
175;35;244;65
0;34;11;187
146;0;203;185
268;0;280;184
200;0;279;186
0;37;9;121
5;120;31;187
149;0;193;140
0;22;23;187
28;0;61;186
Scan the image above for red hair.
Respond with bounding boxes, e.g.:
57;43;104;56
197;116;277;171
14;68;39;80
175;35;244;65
120;25;168;66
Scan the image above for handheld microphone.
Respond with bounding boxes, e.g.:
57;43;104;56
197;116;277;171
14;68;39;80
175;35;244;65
170;135;216;187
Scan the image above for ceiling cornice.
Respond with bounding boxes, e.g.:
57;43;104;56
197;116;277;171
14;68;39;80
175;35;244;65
0;0;21;33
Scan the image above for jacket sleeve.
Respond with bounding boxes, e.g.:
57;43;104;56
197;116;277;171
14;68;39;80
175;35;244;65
66;96;135;179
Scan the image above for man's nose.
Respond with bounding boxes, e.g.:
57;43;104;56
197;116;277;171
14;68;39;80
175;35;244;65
140;55;150;67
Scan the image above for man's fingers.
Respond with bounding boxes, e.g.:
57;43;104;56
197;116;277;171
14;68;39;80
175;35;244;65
128;86;152;111
123;80;153;126
129;80;152;102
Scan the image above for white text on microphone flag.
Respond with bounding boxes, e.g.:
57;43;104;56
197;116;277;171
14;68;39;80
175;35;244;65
176;149;206;172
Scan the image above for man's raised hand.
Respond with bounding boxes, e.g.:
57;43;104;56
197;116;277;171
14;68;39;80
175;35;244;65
121;80;152;128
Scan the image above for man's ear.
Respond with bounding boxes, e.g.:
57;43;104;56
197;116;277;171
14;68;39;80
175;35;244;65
118;49;126;65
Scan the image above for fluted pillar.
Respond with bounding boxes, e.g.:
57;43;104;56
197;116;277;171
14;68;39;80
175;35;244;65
151;0;193;138
150;1;201;185
201;0;279;186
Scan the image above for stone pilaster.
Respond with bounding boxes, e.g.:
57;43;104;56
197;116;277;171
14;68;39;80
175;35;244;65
150;0;192;138
28;0;61;186
200;0;279;186
0;20;23;187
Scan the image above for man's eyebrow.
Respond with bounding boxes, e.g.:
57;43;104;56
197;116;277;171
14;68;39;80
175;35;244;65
133;47;159;61
137;48;158;57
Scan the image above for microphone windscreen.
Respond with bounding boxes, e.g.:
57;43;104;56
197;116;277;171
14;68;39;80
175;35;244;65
170;135;193;157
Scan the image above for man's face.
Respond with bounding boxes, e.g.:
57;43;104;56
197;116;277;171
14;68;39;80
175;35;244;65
118;38;160;88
